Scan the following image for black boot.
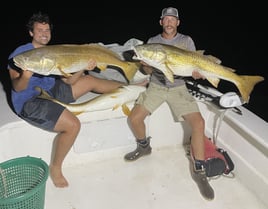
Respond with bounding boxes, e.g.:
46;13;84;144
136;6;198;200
190;160;215;200
124;137;152;161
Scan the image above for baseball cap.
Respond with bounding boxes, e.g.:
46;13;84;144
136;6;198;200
161;7;179;19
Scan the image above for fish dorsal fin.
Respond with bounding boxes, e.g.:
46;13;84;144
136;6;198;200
197;51;236;72
224;66;236;72
196;50;205;55
89;43;122;59
205;55;222;64
196;50;222;65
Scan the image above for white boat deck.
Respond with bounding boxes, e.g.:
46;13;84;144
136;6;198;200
44;145;267;209
1;75;267;209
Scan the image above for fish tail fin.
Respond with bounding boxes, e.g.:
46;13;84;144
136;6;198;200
236;75;264;103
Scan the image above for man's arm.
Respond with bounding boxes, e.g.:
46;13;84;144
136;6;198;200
62;59;97;85
8;58;33;92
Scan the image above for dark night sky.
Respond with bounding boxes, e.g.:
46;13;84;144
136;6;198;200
1;4;268;122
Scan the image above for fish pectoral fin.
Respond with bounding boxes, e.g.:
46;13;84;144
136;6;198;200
58;66;72;77
122;103;131;116
206;77;220;88
163;64;175;83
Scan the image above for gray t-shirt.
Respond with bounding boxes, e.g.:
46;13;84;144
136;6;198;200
147;33;196;87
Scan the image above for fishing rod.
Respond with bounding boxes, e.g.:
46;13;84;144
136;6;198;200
185;79;243;115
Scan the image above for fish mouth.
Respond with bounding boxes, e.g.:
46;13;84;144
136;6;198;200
13;58;24;70
131;46;138;59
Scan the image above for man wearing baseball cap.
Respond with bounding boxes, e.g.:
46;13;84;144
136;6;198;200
161;7;179;19
124;7;214;201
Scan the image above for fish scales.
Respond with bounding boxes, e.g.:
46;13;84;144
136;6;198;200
133;43;264;103
13;44;141;82
35;85;146;116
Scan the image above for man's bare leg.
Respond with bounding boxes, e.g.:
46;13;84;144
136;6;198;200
50;110;81;187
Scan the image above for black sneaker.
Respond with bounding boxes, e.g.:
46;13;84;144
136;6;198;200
190;164;215;200
124;137;152;161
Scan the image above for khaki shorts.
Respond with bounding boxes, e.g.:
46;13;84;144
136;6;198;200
135;82;200;122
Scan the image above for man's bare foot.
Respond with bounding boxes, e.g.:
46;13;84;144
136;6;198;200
50;165;69;188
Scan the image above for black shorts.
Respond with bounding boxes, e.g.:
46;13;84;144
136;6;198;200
19;80;75;131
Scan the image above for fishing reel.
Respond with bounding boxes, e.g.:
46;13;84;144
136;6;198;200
185;79;243;114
